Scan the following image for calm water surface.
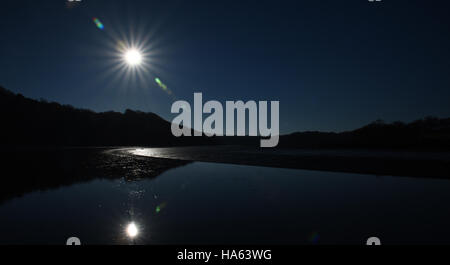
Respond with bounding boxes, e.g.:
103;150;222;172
1;161;450;245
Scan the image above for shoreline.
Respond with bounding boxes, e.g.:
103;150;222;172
122;146;450;179
0;146;449;205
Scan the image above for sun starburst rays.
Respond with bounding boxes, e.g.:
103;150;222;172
90;16;164;91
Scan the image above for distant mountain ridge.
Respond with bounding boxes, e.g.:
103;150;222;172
1;86;449;150
0;86;202;146
280;118;450;150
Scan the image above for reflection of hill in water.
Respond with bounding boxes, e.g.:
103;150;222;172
0;148;191;204
130;146;450;179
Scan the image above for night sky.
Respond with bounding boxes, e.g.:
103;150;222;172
1;0;449;133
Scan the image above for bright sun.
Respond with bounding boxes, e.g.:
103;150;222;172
124;49;142;66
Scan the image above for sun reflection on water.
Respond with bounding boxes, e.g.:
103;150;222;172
129;148;162;158
126;222;139;239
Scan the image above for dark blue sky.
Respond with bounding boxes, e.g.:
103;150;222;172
1;0;449;133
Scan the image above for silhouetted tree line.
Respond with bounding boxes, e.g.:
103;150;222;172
0;86;214;147
279;117;450;150
1;86;449;150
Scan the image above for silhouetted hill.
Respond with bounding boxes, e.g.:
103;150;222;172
1;86;449;150
279;118;450;150
0;86;212;147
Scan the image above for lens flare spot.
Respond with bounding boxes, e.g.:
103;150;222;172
309;232;320;244
93;18;104;30
155;78;172;95
156;202;168;214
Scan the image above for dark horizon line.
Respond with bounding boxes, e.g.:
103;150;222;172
1;85;448;136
